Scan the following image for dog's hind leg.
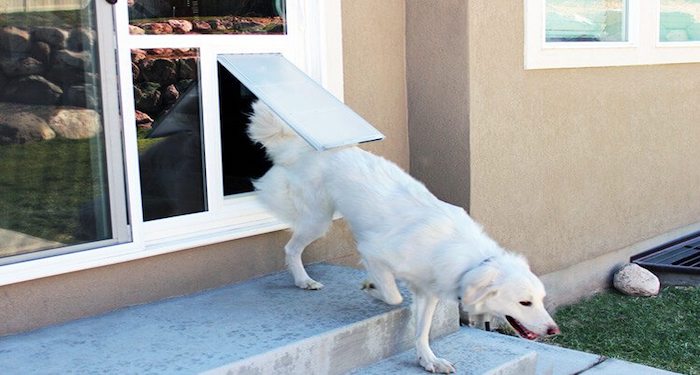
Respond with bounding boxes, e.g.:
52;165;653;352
414;292;455;373
361;259;403;305
285;217;331;290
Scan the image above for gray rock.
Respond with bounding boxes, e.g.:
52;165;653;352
47;107;101;139
134;81;162;114
67;27;95;51
162;83;179;105
0;110;55;144
140;58;177;85
30;41;51;64
613;263;660;297
0;26;30;53
63;84;98;108
3;75;63;105
54;49;92;70
0;56;44;77
177;58;198;80
46;65;96;87
32;26;69;48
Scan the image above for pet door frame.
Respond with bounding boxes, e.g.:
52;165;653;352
218;53;384;151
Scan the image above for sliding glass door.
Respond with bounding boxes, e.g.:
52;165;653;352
0;0;128;262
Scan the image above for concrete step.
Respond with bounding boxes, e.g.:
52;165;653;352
351;327;680;375
0;263;459;374
348;328;538;375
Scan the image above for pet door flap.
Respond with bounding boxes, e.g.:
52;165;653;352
217;53;384;150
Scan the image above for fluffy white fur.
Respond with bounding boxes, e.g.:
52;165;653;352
248;101;559;373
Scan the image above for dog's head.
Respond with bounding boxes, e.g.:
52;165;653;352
459;253;559;340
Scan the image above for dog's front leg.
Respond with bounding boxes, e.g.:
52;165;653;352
414;293;455;373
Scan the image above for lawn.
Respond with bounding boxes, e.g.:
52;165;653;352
0;138;108;247
543;286;700;375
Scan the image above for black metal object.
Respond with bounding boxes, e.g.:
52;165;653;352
632;231;700;274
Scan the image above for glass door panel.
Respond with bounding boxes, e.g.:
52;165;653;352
131;48;206;221
0;0;122;259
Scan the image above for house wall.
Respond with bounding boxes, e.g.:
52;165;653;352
407;0;700;307
405;0;470;208
0;1;408;336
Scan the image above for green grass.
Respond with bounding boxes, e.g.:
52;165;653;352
0;10;81;29
0;138;108;246
543;286;700;374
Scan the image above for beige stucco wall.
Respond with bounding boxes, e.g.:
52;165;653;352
406;0;470;208
466;0;700;276
0;1;407;336
405;1;700;306
343;0;409;169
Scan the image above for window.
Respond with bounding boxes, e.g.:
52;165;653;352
659;0;700;42
0;0;345;285
525;0;700;69
545;0;628;42
0;0;128;264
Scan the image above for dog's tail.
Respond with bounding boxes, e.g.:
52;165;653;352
247;100;312;165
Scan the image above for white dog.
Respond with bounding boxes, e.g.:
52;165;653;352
248;101;559;373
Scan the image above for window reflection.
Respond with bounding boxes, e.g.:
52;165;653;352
127;0;286;35
546;0;627;42
132;48;206;221
0;2;112;258
660;0;700;42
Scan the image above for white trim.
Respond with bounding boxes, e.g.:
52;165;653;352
525;0;700;69
96;0;130;244
0;215;288;286
0;0;345;286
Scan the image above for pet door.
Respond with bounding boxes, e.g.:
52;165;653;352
217;53;385;151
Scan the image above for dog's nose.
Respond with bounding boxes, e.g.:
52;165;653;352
547;325;560;335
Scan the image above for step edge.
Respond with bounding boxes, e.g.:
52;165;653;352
201;301;459;375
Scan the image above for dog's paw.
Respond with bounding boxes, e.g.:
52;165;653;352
419;356;455;374
297;278;324;290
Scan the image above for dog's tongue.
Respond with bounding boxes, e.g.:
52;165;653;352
506;315;539;340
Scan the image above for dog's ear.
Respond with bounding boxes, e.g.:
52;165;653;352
459;264;500;306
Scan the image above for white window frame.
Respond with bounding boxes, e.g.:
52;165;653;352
525;0;700;69
0;0;344;286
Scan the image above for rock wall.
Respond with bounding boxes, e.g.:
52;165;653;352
0;25;101;144
130;48;199;130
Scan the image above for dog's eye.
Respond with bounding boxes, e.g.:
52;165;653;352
519;301;532;307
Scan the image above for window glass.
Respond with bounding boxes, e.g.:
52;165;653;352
132;48;206;221
546;0;627;42
128;0;286;35
660;0;700;42
0;1;113;257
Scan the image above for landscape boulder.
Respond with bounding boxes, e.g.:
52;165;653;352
168;20;193;34
0;26;31;53
0;56;44;77
54;49;92;70
67;27;95;51
3;75;63;105
32;26;68;48
0;110;55;144
613;263;660;297
47;107;101;139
